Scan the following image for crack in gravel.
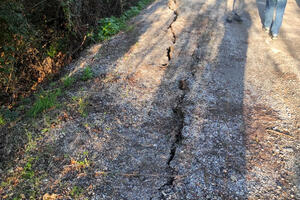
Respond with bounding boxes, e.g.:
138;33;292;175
159;0;188;197
166;0;178;62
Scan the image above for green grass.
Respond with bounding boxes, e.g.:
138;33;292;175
81;67;94;81
78;98;88;117
62;75;75;87
0;114;5;126
28;88;62;117
70;186;83;198
22;159;35;179
96;0;154;41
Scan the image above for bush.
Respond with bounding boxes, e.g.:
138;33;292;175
0;0;151;106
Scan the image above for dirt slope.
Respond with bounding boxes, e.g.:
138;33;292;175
0;0;299;199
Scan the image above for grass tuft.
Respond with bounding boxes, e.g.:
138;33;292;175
0;114;5;126
70;186;83;198
81;67;94;81
62;75;75;88
78;98;88;117
28;89;62;118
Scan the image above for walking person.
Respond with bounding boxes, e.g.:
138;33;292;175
263;0;287;39
226;0;245;23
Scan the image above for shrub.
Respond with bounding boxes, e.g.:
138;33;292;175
0;0;153;106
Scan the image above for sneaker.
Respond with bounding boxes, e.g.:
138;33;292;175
233;13;243;23
271;34;278;40
226;16;233;23
263;27;270;33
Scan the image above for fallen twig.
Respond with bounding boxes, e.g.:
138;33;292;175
266;129;294;139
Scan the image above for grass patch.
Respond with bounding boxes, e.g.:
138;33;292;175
78;98;88;117
0;114;6;126
28;88;62;118
62;75;75;88
22;158;35;180
95;0;154;41
70;186;83;198
71;96;88;117
81;67;94;81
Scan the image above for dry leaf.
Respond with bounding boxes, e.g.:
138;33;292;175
43;193;58;200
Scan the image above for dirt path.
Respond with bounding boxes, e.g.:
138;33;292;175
1;0;299;199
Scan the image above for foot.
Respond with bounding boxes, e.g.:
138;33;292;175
226;16;233;23
233;13;243;23
263;26;270;33
271;34;278;40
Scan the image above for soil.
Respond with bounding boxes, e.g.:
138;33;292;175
0;0;299;199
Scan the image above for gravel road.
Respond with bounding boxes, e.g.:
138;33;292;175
0;0;299;199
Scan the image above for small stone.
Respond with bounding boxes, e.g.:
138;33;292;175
42;178;49;183
231;175;237;182
284;148;294;153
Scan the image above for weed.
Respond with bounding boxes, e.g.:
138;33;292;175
77;157;90;168
28;88;62;117
72;95;79;101
70;186;83;198
81;67;93;81
25;131;37;153
78;98;88;117
41;128;49;134
22;160;35;179
62;75;75;87
0;114;5;126
47;43;58;58
47;40;66;58
83;151;89;156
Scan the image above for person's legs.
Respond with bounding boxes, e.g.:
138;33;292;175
233;0;245;16
264;0;276;29
271;0;287;35
227;0;244;22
